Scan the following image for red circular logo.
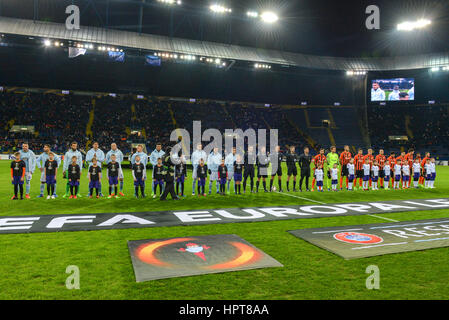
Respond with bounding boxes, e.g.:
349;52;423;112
334;232;383;244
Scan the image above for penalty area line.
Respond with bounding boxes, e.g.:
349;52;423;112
275;192;327;205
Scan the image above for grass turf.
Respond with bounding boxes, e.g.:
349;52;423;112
0;161;448;299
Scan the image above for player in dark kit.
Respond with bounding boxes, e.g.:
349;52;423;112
298;146;312;192
160;148;180;201
286;146;298;192
175;156;187;197
132;155;146;198
256;147;269;192
269;145;283;192
44;152;58;199
88;158;102;198
243;146;256;193
218;158;228;195
67;156;80;199
197;159;208;196
11;152;26;200
107;154;120;198
153;158;165;198
233;154;244;195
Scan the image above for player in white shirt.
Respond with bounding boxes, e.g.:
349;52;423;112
383;163;391;190
412;159;421;188
331;164;339;191
371;162;379;190
314;165;324;192
401;161;410;189
429;158;436;188
424;159;432;188
371;82;386;101
362;160;371;191
393;161;402;189
347;159;355;191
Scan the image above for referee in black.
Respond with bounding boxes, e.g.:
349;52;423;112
298;146;312;192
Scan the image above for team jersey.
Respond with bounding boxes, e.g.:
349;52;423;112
372;165;379;177
107;162;120;177
384;164;391;176
175;162;187;177
424;163;432;175
375;154;386;168
11;160;26;177
315;169;324;181
44;159;58;176
89;165;101;181
421;157;430;168
313;154;327;169
429;163;436;174
340;151;352;166
286;152;298;167
197;165;208;179
68;164;81;181
153;164;164;180
402;165;410;176
363;164;371;176
387;156;396;168
354;154;365;171
404;153;414;167
327;153;339;168
132;163;146;180
413;163;421;174
218;165;228;179
233;162;243;174
363;154;374;167
331;168;338;180
347;163;355;176
394;164;402;176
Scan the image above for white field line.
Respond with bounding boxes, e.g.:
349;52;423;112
275;192;327;205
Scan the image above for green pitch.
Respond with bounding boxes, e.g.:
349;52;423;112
0;160;448;300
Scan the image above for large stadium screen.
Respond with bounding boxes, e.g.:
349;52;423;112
371;78;415;102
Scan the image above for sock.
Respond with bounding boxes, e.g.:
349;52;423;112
75;186;79;195
216;181;219;193
270;179;273;190
209;181;212;193
53;183;57;195
263;181;267;191
227;180;230;192
95;188;99;196
140;185;145;196
135;186;139;196
181;183;184;195
312;178;316;189
26;180;30;194
278;179;282;190
90;188;94;196
19;185;24;197
14;185;18;197
198;184;201;195
414;181;418;187
70;186;74;196
256;181;260;191
250;179;254;192
109;186;112;195
348;182;353;190
40;183;45;195
98;184;102;195
51;184;55;195
120;181;124;192
286;181;289;190
293;181;296;190
192;180;196;194
47;184;51;196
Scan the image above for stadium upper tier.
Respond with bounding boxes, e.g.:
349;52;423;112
0;17;448;71
1;90;447;157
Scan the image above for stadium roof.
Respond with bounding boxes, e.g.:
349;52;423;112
1;17;448;71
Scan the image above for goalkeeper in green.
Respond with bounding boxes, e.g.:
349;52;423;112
326;146;340;191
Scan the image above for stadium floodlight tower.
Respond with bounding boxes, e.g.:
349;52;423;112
397;19;431;31
260;11;279;23
210;4;232;13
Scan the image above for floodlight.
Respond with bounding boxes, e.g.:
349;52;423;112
397;19;431;31
261;11;278;23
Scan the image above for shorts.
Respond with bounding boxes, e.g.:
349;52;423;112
257;167;268;178
331;179;338;185
244;168;255;179
210;171;218;181
403;175;410;182
46;175;56;185
372;176;378;182
379;169;385;179
69;180;80;187
413;173;420;180
348;174;355;182
431;173;436;181
219;177;227;185
89;180;101;189
395;175;401;182
176;175;185;183
287;166;297;176
426;174;431;181
363;175;370;182
271;166;283;177
316;181;323;187
341;165;349;177
356;170;363;179
134;178;145;187
154;179;164;186
384;175;390;182
108;176;119;185
198;178;206;187
234;173;242;182
12;176;24;185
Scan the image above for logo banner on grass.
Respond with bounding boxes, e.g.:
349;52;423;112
1;198;449;235
289;217;449;259
129;234;283;282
